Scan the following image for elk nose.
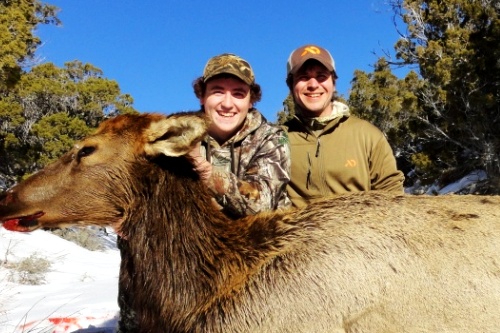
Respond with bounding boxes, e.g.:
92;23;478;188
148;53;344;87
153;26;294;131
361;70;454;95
0;190;15;206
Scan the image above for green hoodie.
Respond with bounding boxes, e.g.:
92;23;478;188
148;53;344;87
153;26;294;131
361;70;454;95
283;101;404;208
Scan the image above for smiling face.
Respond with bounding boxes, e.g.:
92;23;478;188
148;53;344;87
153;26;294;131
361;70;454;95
201;75;252;144
292;60;336;118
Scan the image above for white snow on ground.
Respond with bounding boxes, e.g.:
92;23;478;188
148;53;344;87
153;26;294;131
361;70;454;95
405;170;487;195
0;228;120;333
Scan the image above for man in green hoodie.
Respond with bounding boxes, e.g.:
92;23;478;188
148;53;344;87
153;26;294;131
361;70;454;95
283;44;404;208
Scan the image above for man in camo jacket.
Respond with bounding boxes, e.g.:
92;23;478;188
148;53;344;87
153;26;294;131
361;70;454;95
187;53;291;218
116;53;291;333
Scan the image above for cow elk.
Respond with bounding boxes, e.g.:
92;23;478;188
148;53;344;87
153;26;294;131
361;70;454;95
0;112;499;332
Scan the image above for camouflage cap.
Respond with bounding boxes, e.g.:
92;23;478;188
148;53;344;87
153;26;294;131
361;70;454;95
287;44;337;78
203;53;255;85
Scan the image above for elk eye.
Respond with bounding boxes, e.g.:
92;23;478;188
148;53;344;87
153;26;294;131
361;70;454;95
77;146;96;160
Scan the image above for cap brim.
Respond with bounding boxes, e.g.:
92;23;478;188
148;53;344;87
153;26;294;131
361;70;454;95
204;70;253;85
290;57;334;75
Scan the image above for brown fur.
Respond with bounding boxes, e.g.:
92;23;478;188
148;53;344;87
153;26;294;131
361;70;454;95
1;113;500;332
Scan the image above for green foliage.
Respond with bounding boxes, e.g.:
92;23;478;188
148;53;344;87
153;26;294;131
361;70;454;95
409;152;441;184
0;0;60;90
32;113;92;165
349;58;420;134
401;0;498;188
0;61;138;186
276;94;295;125
0;1;138;189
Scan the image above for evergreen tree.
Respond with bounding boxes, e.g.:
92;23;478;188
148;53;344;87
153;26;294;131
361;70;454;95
0;0;59;91
276;94;295;125
0;61;137;188
0;1;138;190
391;0;500;192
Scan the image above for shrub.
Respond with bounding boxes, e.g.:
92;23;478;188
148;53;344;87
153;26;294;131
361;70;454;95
50;227;106;251
6;253;52;285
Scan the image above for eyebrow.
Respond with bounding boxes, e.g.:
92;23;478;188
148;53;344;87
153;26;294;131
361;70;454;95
208;85;249;94
232;87;249;93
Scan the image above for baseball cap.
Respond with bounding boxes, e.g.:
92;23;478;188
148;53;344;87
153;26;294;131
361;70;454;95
286;44;337;77
202;53;255;85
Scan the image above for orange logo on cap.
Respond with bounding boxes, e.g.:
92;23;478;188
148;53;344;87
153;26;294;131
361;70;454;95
301;46;321;57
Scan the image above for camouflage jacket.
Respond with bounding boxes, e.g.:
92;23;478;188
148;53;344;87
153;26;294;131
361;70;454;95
201;109;291;218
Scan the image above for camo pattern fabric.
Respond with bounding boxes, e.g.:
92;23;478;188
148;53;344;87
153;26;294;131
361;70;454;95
201;108;291;218
203;53;255;85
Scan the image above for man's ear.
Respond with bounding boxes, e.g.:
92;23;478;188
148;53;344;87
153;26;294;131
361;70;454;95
143;113;207;157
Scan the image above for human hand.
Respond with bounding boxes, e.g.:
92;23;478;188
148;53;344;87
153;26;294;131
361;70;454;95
186;142;212;181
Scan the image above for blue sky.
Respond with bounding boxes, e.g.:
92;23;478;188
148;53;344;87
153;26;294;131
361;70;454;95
35;0;404;121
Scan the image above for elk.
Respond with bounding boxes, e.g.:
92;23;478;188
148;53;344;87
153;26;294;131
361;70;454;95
0;112;499;333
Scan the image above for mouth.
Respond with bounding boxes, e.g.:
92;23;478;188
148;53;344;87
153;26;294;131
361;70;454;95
1;211;44;232
216;111;237;118
304;93;323;99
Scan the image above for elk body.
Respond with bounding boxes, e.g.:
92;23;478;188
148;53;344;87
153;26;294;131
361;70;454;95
0;112;499;333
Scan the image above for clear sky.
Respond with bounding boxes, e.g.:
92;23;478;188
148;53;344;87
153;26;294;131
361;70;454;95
35;0;403;121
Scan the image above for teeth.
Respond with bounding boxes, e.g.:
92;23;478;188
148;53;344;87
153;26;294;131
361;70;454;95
218;112;235;117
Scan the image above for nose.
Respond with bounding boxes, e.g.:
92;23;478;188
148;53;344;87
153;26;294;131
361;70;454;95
221;91;234;109
306;77;320;89
0;190;15;206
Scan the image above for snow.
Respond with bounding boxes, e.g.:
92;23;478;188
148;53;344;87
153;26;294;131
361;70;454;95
0;228;120;333
435;170;487;194
405;170;487;195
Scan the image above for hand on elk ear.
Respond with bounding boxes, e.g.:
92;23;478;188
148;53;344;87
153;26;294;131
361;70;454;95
185;142;212;182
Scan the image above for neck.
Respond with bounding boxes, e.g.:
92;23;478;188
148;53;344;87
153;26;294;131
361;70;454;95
119;158;282;330
295;102;333;118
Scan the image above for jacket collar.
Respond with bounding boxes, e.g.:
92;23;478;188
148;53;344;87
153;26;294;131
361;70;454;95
205;108;264;148
287;101;350;136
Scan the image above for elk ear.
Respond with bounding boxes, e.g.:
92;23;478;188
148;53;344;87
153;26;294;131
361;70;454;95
143;114;207;157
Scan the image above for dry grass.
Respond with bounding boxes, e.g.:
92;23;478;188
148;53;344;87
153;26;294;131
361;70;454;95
5;253;52;285
50;227;106;251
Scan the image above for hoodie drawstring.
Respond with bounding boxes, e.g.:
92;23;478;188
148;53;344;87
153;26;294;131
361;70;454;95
306;151;312;190
230;141;238;174
315;137;321;157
